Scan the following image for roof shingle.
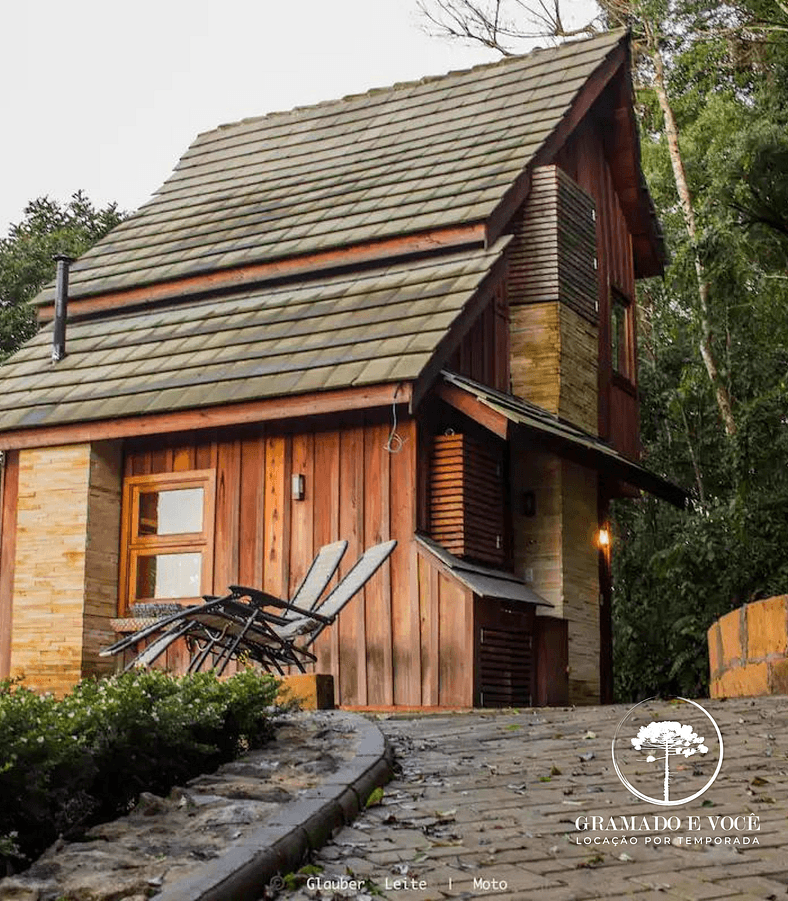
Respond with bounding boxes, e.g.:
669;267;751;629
1;240;509;430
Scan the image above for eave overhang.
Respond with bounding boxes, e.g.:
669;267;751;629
486;32;665;280
437;371;687;509
0;382;413;452
415;533;554;607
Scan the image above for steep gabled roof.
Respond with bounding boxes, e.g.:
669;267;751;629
0;29;661;444
33;29;628;305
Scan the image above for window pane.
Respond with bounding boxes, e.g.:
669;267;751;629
135;552;202;599
138;487;204;536
611;296;628;376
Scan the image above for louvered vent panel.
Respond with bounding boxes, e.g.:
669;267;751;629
429;433;505;566
479;627;532;707
509;165;598;324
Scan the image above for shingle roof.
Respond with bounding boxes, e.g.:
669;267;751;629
0;241;508;430
34;29;626;305
415;534;553;606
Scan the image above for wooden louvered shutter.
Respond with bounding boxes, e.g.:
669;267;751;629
478;626;533;707
429;433;505;567
475;599;535;708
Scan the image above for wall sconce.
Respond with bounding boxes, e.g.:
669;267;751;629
596;527;611;549
291;473;305;501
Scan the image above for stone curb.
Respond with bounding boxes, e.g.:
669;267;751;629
153;712;393;901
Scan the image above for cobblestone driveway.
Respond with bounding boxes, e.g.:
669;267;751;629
279;697;788;901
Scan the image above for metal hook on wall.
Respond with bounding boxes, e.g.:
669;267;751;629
384;383;406;454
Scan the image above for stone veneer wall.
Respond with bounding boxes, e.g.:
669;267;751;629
708;595;788;698
10;441;121;695
510;435;600;704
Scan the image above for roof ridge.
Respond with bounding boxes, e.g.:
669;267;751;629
30;26;633;306
203;29;626;138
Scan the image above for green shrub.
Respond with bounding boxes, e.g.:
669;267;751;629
0;668;283;873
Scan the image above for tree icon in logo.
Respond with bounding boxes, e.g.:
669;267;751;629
612;697;723;806
630;721;709;802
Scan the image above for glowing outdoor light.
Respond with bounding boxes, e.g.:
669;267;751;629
597;527;611;548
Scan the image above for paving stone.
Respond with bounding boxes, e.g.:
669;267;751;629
658;886;740;901
276;698;788;901
709;874;788;895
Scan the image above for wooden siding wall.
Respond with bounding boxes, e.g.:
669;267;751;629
474;598;535;707
428;433;505;567
508;166;599;436
510;167;598;325
123;414;419;707
415;546;474;706
447;285;510;393
555;119;640;455
534;615;569;706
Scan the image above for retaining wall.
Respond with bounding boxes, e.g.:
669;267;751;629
708;595;788;698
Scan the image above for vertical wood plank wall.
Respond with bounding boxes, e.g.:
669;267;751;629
447;285;510;393
416;548;474;707
124;414;421;707
555;118;640;455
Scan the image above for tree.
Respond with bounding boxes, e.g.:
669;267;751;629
631;720;708;801
418;0;600;50
0;192;126;360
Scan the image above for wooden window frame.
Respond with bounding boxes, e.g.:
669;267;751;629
610;287;635;384
119;470;216;614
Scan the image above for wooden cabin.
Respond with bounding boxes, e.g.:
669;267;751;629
0;30;682;706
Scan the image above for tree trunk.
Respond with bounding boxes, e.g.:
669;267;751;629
650;45;738;437
678;400;706;504
664;738;670;801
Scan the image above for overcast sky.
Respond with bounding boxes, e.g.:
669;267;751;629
2;0;598;238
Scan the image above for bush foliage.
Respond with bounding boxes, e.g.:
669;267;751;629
0;668;282;874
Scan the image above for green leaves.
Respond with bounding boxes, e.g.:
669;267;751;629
611;0;788;702
0;191;125;360
0;669;282;874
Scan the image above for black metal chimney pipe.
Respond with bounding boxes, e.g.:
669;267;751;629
51;254;74;363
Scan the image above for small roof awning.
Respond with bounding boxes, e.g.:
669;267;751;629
415;534;554;607
437;371;687;509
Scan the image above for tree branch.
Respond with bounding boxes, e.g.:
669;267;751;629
417;0;599;55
